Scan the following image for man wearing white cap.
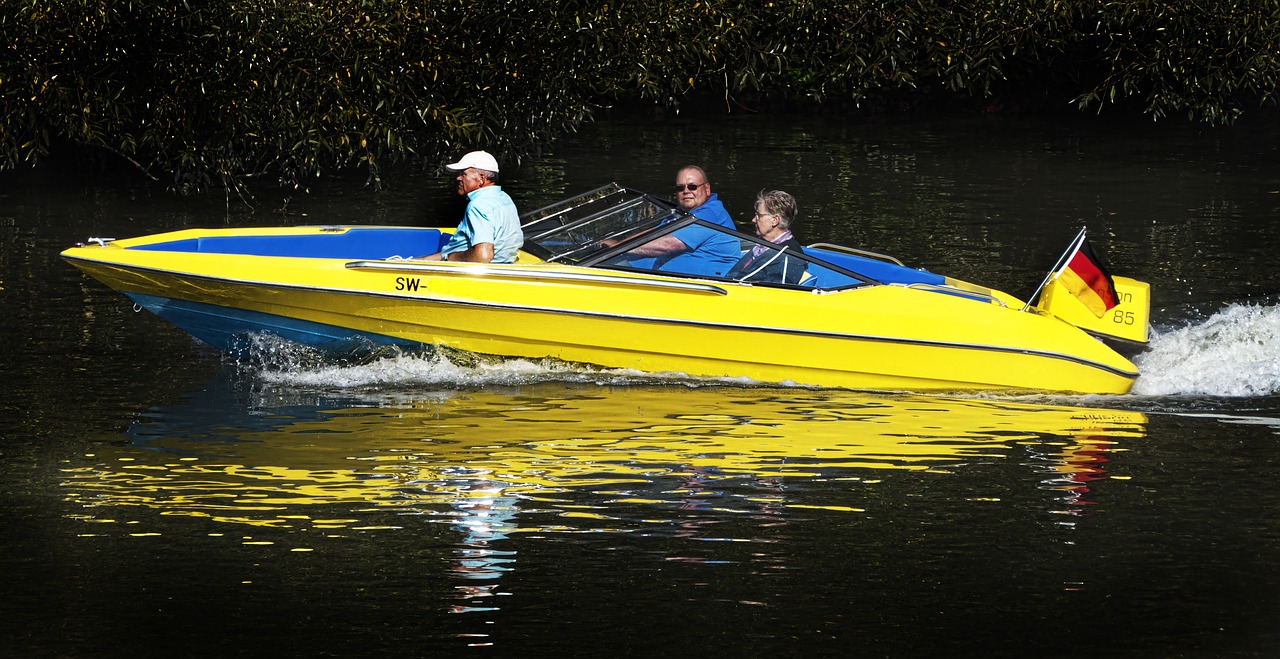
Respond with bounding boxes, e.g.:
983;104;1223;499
416;150;522;263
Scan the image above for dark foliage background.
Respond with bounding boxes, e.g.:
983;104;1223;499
3;0;1278;192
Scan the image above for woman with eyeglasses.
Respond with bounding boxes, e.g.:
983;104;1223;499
622;165;739;277
725;190;805;284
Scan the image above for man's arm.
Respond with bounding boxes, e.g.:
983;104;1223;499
623;234;687;257
443;242;496;263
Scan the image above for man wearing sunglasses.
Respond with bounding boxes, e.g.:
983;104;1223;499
624;165;738;276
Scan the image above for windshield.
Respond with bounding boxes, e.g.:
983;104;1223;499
520;184;682;264
520;184;875;291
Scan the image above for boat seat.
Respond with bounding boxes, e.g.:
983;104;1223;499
131;228;452;260
802;246;944;286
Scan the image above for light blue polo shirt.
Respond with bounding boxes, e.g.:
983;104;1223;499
441;185;523;263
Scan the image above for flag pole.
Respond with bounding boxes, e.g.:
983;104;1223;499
1021;226;1087;312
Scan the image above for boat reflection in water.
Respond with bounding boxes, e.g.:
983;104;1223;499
61;377;1147;616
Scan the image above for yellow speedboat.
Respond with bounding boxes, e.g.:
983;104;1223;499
61;184;1150;393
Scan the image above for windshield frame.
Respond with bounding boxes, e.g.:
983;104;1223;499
519;184;880;291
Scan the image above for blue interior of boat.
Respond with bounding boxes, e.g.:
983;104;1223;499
803;247;945;286
130;228;452;260
125;227;946;290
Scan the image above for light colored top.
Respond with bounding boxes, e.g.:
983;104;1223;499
441;185;523;263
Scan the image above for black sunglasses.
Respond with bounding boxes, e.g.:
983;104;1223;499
673;183;705;192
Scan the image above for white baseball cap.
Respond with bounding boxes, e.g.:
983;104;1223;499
444;150;500;173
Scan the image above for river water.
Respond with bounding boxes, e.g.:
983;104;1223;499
3;112;1280;657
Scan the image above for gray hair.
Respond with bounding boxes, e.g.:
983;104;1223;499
756;190;797;230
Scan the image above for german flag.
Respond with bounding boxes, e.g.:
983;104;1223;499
1057;238;1119;317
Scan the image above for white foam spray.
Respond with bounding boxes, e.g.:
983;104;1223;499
238;334;736;390
258;350;599;388
1132;303;1280;397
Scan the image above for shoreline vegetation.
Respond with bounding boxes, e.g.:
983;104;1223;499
4;1;1278;194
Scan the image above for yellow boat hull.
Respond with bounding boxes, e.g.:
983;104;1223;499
62;226;1140;394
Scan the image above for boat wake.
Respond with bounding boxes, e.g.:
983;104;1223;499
233;333;752;390
1132;302;1280;397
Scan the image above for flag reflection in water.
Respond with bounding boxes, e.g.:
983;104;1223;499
1028;432;1118;513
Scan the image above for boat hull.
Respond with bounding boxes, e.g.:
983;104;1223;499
63;229;1139;394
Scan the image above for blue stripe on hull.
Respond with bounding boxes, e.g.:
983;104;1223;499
125;292;422;354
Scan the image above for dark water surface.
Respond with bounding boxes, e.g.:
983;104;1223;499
3;113;1280;657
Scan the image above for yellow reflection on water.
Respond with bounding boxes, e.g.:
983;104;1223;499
62;384;1146;533
63;383;1146;622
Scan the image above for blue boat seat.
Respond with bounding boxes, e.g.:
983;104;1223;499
131;228;453;260
802;246;944;287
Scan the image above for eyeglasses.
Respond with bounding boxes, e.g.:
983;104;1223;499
753;211;775;219
673;183;705;192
